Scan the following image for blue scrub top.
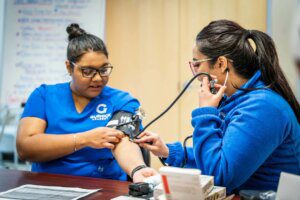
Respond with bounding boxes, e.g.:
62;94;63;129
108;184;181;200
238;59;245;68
21;82;140;180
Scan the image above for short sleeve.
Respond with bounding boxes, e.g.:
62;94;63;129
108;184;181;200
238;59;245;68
119;98;140;113
111;90;140;114
21;85;46;120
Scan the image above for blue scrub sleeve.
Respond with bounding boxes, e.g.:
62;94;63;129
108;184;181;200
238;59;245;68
119;99;140;114
21;85;46;120
165;142;197;168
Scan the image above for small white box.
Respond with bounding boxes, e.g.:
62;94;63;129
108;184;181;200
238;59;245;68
200;175;214;196
205;186;226;200
159;166;204;200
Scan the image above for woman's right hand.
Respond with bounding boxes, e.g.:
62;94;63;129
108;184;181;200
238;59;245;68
83;127;124;149
134;132;169;158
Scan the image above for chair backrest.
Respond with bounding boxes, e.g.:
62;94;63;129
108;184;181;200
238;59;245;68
0;106;23;142
140;147;151;167
0;106;10;141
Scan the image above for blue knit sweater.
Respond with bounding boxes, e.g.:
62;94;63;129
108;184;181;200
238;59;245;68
165;71;300;193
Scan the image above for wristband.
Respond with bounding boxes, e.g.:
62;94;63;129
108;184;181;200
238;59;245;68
131;165;147;179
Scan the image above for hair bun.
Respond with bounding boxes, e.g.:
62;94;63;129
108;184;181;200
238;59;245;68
66;23;86;41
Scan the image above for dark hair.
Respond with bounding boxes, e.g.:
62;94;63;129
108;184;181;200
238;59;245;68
196;19;300;122
66;23;108;63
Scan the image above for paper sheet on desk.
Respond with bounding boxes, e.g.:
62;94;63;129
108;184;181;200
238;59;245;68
276;172;300;200
0;184;101;200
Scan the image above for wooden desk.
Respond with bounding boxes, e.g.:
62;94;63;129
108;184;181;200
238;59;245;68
0;169;130;199
0;169;240;199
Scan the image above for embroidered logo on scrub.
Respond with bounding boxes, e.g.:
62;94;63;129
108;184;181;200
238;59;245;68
90;104;111;121
96;104;107;114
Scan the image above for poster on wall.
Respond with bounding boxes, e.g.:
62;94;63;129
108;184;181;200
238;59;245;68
1;0;106;107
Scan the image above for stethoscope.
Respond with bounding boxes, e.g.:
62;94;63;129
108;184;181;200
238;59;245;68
116;71;227;167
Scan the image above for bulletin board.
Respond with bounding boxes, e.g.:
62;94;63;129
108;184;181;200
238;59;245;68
0;0;106;106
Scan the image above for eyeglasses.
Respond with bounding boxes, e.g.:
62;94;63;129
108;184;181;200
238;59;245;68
189;58;212;75
71;62;113;78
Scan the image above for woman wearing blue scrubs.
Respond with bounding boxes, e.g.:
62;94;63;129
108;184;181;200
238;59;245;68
135;20;300;193
16;23;156;182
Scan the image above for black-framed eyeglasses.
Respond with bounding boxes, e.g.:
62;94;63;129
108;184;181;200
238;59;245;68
71;62;113;78
188;58;212;76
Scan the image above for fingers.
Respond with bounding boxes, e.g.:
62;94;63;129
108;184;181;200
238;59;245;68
216;85;227;98
141;170;153;177
107;136;120;143
139;142;157;151
101;127;124;139
136;132;147;139
201;76;210;91
213;83;222;89
115;131;125;139
136;131;153;139
135;131;155;142
200;79;225;95
210;74;217;79
106;129;124;138
132;168;158;183
134;135;156;143
102;142;115;149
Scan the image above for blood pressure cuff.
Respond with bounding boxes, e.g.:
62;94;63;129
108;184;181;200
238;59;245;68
106;111;141;139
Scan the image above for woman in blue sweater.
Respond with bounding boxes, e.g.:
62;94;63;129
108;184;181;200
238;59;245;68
135;20;300;193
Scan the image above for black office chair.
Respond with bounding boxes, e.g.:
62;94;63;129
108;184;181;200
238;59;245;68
141;147;151;167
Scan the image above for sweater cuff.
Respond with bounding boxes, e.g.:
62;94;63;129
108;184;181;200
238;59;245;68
165;142;184;166
192;107;219;117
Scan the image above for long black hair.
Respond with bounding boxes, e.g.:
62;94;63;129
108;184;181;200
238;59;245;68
196;19;300;122
66;23;108;63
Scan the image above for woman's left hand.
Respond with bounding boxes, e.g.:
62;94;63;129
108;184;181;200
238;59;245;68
198;76;227;108
132;167;158;183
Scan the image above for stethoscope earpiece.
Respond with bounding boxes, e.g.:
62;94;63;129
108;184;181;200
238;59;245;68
223;70;229;87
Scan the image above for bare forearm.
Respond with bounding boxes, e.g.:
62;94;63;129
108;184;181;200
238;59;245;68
17;117;123;162
112;137;145;176
17;132;87;162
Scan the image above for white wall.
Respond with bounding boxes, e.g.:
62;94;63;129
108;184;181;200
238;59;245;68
269;0;300;98
0;1;5;102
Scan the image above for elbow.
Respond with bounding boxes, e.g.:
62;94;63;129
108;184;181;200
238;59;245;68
213;169;238;192
17;151;27;161
16;139;32;161
16;142;27;161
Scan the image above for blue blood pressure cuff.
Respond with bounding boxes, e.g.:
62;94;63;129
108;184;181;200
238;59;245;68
106;111;141;140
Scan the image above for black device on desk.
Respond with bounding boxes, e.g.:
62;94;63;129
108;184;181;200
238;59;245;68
128;182;153;199
239;190;276;200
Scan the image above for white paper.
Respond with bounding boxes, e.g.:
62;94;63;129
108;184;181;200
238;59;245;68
0;184;100;200
276;172;300;200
